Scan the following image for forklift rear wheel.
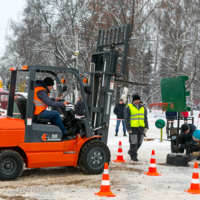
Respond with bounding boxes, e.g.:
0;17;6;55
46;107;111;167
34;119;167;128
78;140;110;174
0;150;24;181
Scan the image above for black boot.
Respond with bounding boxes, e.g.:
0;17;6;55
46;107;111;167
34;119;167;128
123;132;127;136
115;132;118;136
131;157;138;162
196;157;200;160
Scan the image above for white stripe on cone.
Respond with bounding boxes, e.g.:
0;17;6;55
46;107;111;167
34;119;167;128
118;145;122;148
151;155;156;158
103;169;109;174
193;169;198;173
150;164;156;168
191;179;200;184
117;153;123;156
101;180;110;185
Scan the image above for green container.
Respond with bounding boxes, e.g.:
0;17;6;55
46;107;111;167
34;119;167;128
161;76;190;112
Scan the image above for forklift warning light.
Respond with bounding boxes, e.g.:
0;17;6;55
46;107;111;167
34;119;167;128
83;78;89;84
10;67;17;71
61;79;67;83
22;65;28;70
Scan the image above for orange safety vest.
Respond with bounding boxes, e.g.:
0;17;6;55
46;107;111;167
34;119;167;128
34;87;49;115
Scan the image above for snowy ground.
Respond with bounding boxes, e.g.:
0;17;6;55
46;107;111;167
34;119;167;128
0;109;200;199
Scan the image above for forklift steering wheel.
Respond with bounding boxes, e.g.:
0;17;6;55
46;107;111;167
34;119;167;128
60;105;68;119
60;106;75;122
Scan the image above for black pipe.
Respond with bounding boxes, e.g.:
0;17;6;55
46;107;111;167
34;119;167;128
176;112;180;153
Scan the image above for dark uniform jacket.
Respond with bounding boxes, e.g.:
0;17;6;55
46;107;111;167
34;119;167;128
181;124;196;144
75;100;85;115
113;103;126;119
166;111;177;120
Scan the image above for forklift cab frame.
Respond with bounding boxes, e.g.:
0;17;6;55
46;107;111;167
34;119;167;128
8;66;93;143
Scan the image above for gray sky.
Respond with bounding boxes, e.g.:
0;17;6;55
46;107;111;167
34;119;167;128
0;0;25;56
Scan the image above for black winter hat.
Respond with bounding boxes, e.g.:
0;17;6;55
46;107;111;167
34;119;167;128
44;77;54;86
181;124;190;132
132;94;140;101
119;98;123;101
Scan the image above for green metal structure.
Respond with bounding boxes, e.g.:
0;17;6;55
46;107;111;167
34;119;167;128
161;76;190;112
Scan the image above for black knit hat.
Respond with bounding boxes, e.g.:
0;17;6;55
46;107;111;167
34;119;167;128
132;94;140;101
181;124;190;132
44;77;54;86
119;98;123;101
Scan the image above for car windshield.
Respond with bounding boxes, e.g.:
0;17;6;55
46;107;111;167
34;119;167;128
0;94;8;102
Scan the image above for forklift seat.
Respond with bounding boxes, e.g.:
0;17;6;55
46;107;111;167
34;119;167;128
32;115;51;124
32;104;51;124
15;98;51;124
15;98;27;119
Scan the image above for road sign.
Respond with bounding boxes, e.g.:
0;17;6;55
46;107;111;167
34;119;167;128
155;119;165;129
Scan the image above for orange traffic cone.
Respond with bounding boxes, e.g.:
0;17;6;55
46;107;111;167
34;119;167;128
113;141;126;163
185;162;200;194
95;163;116;197
144;150;161;176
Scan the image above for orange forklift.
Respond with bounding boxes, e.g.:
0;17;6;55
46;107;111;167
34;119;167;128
0;24;147;181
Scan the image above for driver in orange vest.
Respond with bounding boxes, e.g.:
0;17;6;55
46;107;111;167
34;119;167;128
34;77;70;136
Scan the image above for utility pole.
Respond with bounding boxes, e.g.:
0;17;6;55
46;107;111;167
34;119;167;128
72;61;78;104
61;0;88;102
61;34;79;102
74;36;79;102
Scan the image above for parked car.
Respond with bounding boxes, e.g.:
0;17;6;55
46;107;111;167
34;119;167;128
0;90;26;117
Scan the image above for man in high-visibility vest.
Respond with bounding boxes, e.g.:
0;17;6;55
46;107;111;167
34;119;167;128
124;94;148;161
34;77;70;136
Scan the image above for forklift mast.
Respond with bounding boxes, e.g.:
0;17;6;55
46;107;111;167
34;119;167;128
85;24;130;143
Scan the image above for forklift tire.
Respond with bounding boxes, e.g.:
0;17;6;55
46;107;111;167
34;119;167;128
78;140;110;175
0;150;24;181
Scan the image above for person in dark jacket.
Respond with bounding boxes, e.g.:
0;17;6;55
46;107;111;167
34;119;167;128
114;98;126;136
124;94;148;161
166;111;177;129
75;97;85;115
34;77;70;135
179;124;197;150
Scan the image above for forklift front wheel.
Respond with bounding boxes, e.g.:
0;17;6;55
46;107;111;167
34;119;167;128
78;140;110;174
0;150;24;181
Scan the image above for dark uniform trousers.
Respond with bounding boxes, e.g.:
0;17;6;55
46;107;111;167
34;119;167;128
128;127;144;159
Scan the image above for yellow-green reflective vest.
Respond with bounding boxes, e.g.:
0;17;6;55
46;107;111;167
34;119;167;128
127;104;145;127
